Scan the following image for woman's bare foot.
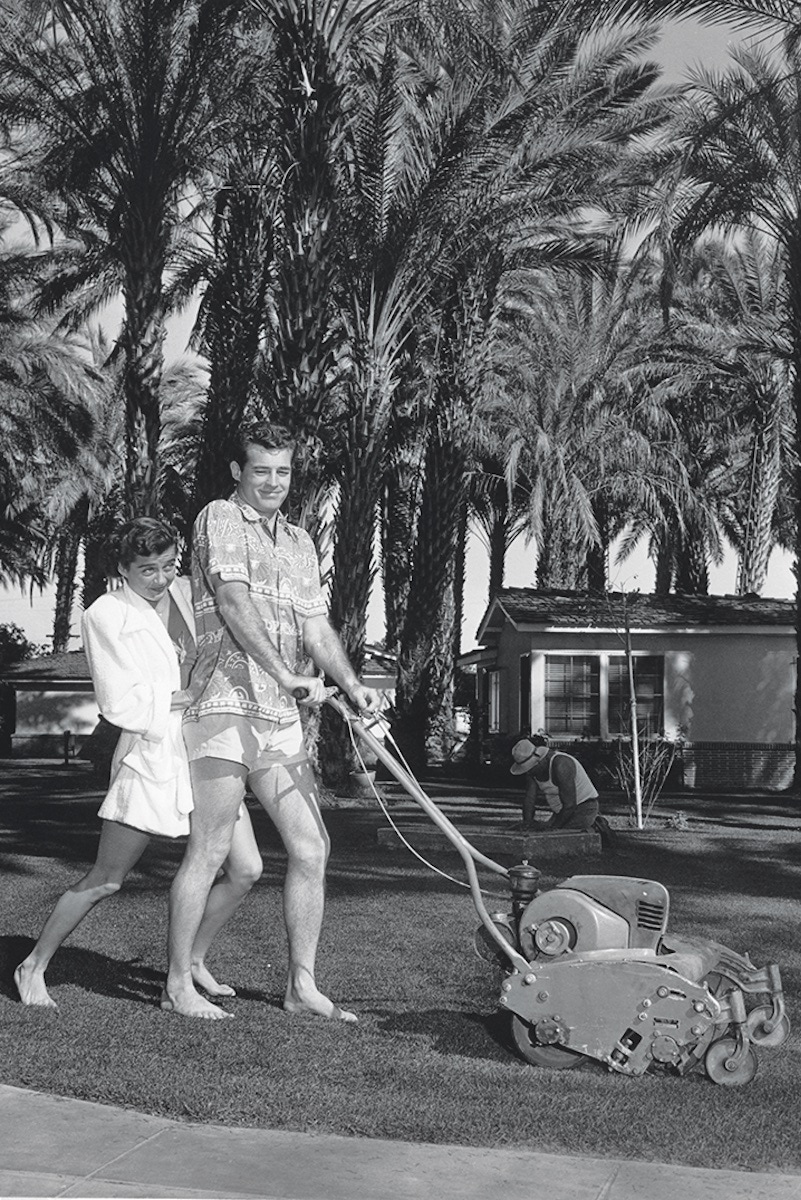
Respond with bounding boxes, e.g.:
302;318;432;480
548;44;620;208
160;987;234;1020
191;961;235;998
284;972;357;1022
14;963;58;1010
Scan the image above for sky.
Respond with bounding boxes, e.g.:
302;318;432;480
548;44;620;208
651;16;746;80
1;14;793;652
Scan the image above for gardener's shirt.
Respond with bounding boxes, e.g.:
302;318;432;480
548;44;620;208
184;494;327;726
537;751;598;813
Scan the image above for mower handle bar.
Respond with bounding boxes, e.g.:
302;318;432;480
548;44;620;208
294;687;530;976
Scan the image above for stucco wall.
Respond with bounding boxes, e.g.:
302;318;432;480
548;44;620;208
496;622;533;733
662;635;793;742
493;626;794;744
15;690;99;738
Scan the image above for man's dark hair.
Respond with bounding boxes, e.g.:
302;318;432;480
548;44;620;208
231;421;296;467
108;517;179;570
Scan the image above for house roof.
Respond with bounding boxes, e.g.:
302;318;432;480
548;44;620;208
1;645;398;685
477;589;796;644
0;650;90;683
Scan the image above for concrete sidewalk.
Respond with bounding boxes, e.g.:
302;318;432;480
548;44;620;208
2;1085;801;1200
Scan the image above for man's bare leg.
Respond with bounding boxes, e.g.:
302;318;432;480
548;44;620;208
251;760;356;1022
15;821;150;1009
190;802;263;997
162;759;245;1019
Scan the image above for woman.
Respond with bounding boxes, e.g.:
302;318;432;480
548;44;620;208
14;517;262;1010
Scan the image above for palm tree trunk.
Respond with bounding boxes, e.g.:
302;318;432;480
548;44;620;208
120;235;167;518
394;398;470;768
675;530;709;594
261;0;341;550
52;511;85;652
736;385;783;594
453;500;468;659
382;416;424;655
586;499;610;592
194;176;274;520
318;438;383;789
487;499;508;601
787;233;801;790
536;506;586;589
654;531;674;595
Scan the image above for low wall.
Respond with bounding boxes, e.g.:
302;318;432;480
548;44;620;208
678;742;795;792
480;734;796;793
8;732;87;760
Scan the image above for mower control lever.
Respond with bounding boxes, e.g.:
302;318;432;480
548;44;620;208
292;684;341;704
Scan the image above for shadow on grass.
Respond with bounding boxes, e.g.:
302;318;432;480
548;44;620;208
370;1004;516;1063
0;934;165;1006
0;933;286;1013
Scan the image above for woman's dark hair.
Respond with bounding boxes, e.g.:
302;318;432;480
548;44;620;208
108;517;179;570
231;421;296;468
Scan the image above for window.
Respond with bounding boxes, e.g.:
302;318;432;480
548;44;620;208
607;656;664;737
544;656;600;737
488;670;501;733
519;654;531;731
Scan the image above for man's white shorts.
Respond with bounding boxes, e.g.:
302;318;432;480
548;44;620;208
182;713;308;775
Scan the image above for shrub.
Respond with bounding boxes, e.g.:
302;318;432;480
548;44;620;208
0;622;41;667
612;735;678;827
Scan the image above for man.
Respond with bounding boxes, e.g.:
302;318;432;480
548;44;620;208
163;421;379;1021
510;735;600;832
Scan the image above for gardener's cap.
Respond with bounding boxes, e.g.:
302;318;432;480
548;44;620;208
510;735;549;774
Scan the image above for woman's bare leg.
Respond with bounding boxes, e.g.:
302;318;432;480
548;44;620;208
190;803;263;997
14;821;150;1008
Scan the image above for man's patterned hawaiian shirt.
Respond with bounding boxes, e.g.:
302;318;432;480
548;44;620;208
184;494;327;725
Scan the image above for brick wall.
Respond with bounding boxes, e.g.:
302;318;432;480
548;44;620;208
678;742;795;792
481;734;796;793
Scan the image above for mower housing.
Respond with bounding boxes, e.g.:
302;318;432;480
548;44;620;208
481;871;789;1085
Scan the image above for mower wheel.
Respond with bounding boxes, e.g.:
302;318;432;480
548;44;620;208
704;1038;758;1086
746;1008;791;1048
510;1015;586;1069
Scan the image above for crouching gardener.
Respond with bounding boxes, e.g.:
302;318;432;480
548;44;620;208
510;735;600;832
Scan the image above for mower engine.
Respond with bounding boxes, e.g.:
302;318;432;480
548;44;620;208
476;865;789;1085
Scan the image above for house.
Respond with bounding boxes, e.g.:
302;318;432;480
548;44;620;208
0;644;397;759
462;589;796;792
0;651;98;759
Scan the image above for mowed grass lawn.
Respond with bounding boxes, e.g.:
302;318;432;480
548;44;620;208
1;765;800;1174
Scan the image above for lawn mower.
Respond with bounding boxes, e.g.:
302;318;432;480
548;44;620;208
324;694;789;1087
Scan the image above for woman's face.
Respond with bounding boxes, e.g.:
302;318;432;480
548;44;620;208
119;546;178;606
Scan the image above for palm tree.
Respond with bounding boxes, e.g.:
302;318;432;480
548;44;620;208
393;275;494;766
588;0;796;35
661;231;793;595
596;11;799;515
637;23;800;773
490;236;691;593
190;135;277;516
0;234;101;614
385;13;685;765
469;453;531;605
0;0;245;516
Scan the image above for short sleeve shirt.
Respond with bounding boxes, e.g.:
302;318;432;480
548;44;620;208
185;495;327;725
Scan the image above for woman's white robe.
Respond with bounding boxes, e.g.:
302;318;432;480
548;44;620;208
82;578;195;838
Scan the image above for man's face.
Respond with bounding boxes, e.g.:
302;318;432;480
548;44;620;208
231;444;292;520
529;748;550;777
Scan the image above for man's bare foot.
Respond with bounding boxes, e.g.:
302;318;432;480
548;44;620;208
191;961;236;998
14;963;58;1010
284;975;357;1022
160;987;234;1020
